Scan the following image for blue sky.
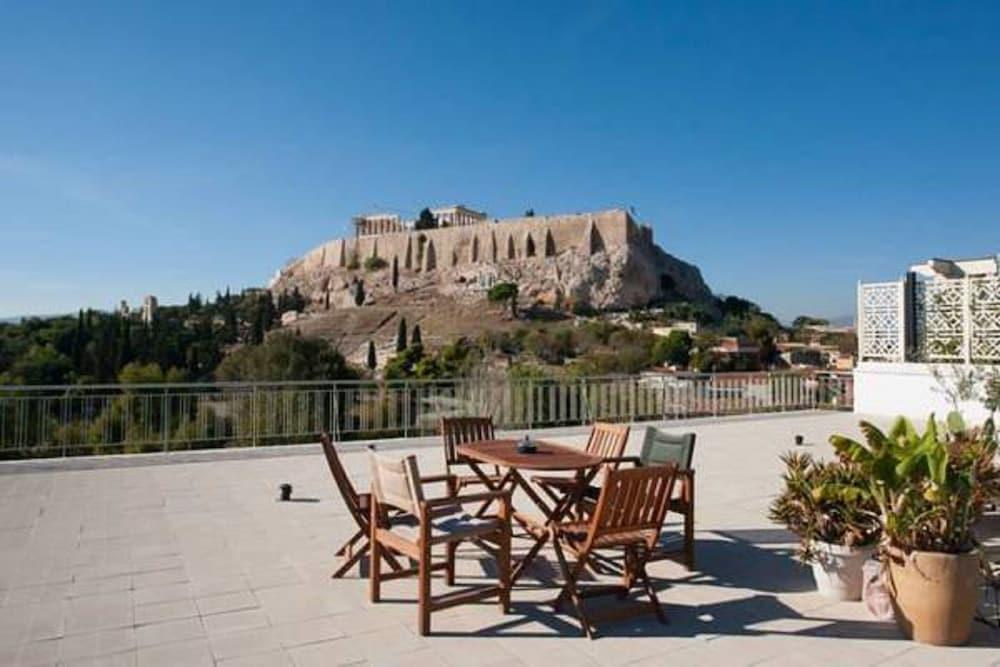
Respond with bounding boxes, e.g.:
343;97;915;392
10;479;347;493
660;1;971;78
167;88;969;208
2;1;999;322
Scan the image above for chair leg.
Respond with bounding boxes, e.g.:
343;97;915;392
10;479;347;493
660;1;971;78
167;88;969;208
418;539;432;636
498;527;511;614
333;541;369;579
683;488;695;570
636;552;667;625
369;538;382;602
446;542;457;586
551;534;592;638
335;528;365;557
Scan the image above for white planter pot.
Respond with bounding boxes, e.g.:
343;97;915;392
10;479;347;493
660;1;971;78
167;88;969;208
809;541;875;601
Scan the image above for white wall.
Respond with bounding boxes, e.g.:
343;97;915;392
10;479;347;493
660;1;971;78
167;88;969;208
854;362;992;423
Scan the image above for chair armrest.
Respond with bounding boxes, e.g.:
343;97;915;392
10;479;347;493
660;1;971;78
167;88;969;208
419;474;455;485
424;489;511;509
603;455;642;466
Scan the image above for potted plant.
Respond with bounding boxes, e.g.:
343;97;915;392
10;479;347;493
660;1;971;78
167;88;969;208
769;452;880;601
831;413;999;645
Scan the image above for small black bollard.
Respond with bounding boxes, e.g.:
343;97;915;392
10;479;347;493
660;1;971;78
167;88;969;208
794;434;805;446
279;483;293;501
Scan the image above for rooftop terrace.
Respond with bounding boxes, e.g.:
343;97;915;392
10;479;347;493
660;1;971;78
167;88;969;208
1;411;998;666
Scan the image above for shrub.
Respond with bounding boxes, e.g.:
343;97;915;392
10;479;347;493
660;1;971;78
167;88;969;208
831;413;1000;554
363;256;388;271
768;452;880;562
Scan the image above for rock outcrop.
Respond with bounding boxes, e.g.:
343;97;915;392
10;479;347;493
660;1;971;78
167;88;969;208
271;209;716;364
273;208;714;315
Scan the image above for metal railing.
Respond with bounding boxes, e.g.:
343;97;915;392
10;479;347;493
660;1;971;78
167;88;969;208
0;372;853;459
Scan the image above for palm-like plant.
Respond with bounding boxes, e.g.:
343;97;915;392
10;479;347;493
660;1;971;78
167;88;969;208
830;413;999;554
768;452;881;562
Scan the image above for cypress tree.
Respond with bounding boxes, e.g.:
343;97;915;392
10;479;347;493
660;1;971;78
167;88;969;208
396;318;407;352
411;324;422;347
71;309;85;370
366;340;377;370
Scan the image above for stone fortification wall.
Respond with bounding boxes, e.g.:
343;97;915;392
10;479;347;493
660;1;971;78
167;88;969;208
298;209;633;275
275;208;715;314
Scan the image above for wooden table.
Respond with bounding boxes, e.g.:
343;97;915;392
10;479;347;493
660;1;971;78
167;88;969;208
456;439;604;584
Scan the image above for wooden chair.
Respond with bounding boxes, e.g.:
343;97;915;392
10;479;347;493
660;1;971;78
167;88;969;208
629;427;697;569
532;422;630;509
440;416;501;494
369;450;512;636
550;464;679;638
321;433;406;578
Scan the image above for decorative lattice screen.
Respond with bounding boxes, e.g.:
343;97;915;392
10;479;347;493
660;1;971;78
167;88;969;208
915;279;964;361
859;281;904;361
971;276;1000;362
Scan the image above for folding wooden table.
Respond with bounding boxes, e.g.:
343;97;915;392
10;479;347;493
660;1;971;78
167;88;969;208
455;438;604;583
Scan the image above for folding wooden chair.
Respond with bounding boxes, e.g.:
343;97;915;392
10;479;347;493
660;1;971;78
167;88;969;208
549;464;679;638
321;433;405;578
440;416;502;494
630;427;697;569
369;450;512;636
532;422;630;512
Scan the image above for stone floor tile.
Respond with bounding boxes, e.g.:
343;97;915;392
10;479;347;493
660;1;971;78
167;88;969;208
134;598;199;625
134;616;205;648
196;589;259;616
136;638;213;667
131;583;192;607
273;616;345;649
61;651;137;667
202;608;270;636
219;649;294;667
209;626;282;661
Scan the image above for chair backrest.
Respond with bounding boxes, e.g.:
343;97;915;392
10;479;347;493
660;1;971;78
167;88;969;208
585;422;630;468
440;416;495;466
369;450;425;515
320;433;363;521
588;464;678;548
639;427;696;471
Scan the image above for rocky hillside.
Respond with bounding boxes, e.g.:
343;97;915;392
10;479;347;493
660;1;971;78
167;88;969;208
271;211;716;364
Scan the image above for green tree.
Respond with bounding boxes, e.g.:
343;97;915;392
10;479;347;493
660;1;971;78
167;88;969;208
118;361;165;384
367;340;377;371
414;207;438;230
488;282;519;317
10;345;73;385
524;208;535;217
396;318;407;352
364;256;388;271
215;332;357;381
651;331;692;368
411;324;422;347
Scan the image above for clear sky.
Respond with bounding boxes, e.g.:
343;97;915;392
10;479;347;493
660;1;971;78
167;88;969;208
2;1;999;323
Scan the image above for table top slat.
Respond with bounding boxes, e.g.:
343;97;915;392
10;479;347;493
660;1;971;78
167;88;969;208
457;439;603;471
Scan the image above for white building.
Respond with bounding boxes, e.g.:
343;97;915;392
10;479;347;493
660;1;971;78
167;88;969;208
431;205;487;228
854;255;999;421
353;213;406;237
651;321;699;338
142;295;158;324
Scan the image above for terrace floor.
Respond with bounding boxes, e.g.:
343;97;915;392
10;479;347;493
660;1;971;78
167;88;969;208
1;411;998;666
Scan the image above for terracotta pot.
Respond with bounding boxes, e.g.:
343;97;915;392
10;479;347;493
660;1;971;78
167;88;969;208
887;548;980;645
809;541;874;601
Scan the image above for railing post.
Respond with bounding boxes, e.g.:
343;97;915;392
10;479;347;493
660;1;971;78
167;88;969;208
403;381;409;438
711;374;717;417
251;384;258;448
162;388;169;453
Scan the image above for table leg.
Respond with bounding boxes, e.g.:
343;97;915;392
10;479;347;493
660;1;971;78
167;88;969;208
510;466;599;585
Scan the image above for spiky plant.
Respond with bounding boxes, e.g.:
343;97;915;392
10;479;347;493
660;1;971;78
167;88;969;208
769;452;880;562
